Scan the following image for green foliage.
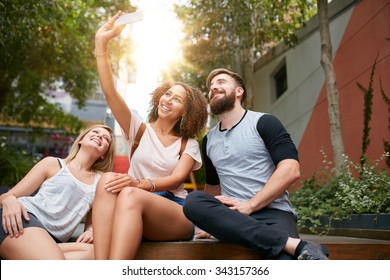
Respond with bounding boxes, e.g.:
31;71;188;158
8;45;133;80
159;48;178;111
290;151;390;232
168;0;317;93
381;78;390;167
0;0;134;133
356;55;378;167
356;55;390;169
0;136;40;187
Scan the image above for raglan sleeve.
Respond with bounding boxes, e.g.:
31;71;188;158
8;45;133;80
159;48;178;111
257;114;299;166
202;135;220;185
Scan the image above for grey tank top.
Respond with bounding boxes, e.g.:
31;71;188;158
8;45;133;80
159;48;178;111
19;158;100;242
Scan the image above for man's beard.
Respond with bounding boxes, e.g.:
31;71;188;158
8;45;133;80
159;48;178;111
209;91;236;115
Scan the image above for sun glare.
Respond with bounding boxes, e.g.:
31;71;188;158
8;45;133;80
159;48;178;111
120;0;183;122
133;8;182;82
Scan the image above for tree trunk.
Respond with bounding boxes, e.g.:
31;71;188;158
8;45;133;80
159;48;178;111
239;44;255;110
0;75;13;112
244;55;255;110
318;0;345;170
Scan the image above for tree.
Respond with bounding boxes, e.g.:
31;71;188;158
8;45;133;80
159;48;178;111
169;0;316;109
317;0;345;170
0;0;134;133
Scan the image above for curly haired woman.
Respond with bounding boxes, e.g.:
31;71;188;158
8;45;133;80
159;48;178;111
93;11;208;259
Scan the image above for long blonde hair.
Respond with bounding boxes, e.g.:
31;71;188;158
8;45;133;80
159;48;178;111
64;124;115;172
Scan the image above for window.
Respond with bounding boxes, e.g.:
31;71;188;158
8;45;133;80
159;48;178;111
273;61;287;99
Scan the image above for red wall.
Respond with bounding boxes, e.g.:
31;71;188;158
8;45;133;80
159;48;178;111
298;0;390;179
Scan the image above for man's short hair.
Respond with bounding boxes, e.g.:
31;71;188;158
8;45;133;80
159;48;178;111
206;68;247;103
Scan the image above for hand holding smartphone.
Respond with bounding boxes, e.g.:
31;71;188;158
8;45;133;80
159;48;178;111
115;11;144;25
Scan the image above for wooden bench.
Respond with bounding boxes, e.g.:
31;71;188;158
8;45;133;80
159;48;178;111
135;239;262;260
71;225;390;259
134;235;390;260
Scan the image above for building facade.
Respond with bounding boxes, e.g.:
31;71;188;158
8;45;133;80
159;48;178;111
252;0;389;181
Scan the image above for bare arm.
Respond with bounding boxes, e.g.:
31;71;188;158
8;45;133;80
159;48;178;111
105;153;196;193
228;159;300;215
84;210;93;232
0;157;59;237
76;210;93;243
0;157;58;205
95;11;132;134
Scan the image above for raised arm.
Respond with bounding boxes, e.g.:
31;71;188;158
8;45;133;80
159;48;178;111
95;11;131;134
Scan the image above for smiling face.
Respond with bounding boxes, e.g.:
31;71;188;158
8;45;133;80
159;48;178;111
157;84;187;121
80;127;112;156
65;124;114;172
208;73;238;115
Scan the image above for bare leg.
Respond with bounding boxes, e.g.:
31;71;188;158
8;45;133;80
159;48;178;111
0;227;65;260
92;172;119;259
109;187;193;259
284;237;300;256
59;242;94;260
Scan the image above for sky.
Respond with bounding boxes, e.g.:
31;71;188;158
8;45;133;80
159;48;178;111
119;0;183;124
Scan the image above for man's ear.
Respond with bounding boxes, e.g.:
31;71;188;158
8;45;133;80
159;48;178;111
236;87;244;98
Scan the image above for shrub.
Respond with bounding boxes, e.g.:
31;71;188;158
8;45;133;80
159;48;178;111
0;136;40;188
290;151;390;231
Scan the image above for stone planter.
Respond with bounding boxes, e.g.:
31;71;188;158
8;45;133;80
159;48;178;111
318;214;390;230
300;214;390;240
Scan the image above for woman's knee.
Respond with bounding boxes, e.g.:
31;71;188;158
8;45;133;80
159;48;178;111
116;187;144;210
95;172;116;195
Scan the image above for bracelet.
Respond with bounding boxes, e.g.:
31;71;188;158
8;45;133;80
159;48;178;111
94;49;108;58
137;179;145;190
147;178;156;192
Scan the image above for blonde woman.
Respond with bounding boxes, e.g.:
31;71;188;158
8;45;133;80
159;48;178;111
93;11;208;259
0;124;115;259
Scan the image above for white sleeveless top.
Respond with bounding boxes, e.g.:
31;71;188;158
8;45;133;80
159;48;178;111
19;158;100;242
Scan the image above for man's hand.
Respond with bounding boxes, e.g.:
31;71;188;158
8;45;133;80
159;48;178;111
215;195;253;215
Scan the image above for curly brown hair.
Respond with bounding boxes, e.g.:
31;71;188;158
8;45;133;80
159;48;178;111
147;82;208;139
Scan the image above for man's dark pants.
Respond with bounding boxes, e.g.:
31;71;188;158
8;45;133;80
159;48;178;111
183;191;300;260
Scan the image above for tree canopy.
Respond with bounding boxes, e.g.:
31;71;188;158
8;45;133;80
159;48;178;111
0;0;134;133
167;0;316;106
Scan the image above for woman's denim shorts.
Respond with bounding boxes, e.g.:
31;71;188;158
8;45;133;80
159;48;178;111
155;191;185;206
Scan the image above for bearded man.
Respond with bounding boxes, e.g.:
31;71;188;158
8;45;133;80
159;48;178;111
183;68;328;260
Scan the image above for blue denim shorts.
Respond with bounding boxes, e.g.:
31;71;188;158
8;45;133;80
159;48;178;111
154;191;185;206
